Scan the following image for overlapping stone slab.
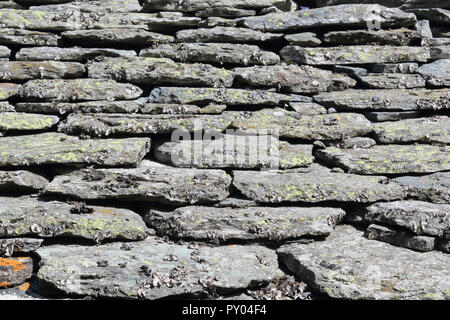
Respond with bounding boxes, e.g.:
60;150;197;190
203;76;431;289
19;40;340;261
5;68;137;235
365;111;421;122
0;9;82;31
176;27;283;43
417;59;450;87
233;65;356;93
280;45;430;65
311;0;450;9
146;206;345;242
29;0;142;12
0;196;148;241
323;29;421;46
0;46;9;59
0;257;33;288
393;172;450;204
0;238;44;257
0;83;20;101
0;112;59;131
16;47;137;61
316;145;450;174
139;43;280;66
408;8;450;26
0;101;13;112
36;238;279;299
358;73;426;89
19;79;143;102
142;0;292;12
15;100;144;114
373;116;450;144
370;62;418;74
0;61;85;81
232;165;406;203
0;133;150;167
45;166;231;205
0;28;60;46
277;225;450;300
0;170;49;192
231;108;372;140
87;57;234;87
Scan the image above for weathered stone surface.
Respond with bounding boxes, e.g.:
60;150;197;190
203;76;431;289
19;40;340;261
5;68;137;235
0;83;20;101
0;285;48;300
338;137;376;149
0;238;43;257
358;73;425;89
393;172;450;204
231;108;372;140
146;206;345;242
0;61;85;81
143;0;292;12
311;0;450;9
373;116;450;144
347;201;450;238
317;145;450;174
233;65;356;93
422;38;450;46
36;238;279;299
176;27;283;43
195;7;256;18
365;224;436;252
0;1;24;9
149;87;310;106
30;0;142;12
215;197;257;209
369;62;418;74
278;224;450;300
323;29;421;46
0;112;59;131
408;8;450;26
365;111;421;122
155;135;313;169
15;100;143;114
0;28;60;46
417;59;450;87
289;102;327;115
281;45;430;65
0;170;49;192
232;165;406;203
333;65;367;78
61;29;174;46
199;16;236;28
139;43;280;66
0;133;150;167
430;45;450;59
314;89;450;111
45;166;231;205
0;45;10;58
16;47;137;61
285;32;321;47
0;196;148;241
88;57;234;87
0;257;33;288
415;20;433;38
19;79;143;102
58;112;238;137
238;5;416;32
0;101;13;112
0;9;82;31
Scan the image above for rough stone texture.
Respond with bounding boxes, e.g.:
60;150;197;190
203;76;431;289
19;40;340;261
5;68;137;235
233;65;356;93
0;61;85;80
0;133;150;167
0;170;49;192
311;0;450;9
0;257;33;288
16;47;137;61
0;238;44;257
347;201;450;238
36;238;279;299
14;100;143;114
417;59;450;87
430;45;450;60
323;29;421;46
333;65;367;77
61;29;174;45
278;225;450;300
393;172;450;204
142;0;292;12
0;45;10;59
146;206;346;242
45;167;232;205
139;43;280;66
19;79;143;102
0;28;60;46
29;0;142;13
281;46;430;65
176;27;283;43
0;83;20;101
358;73;426;89
285;32;321;47
0;112;59;131
373;116;450;144
289;102;327;115
0;9;82;31
314;89;450;111
370;63;418;74
232;165;406;203
365;111;421;122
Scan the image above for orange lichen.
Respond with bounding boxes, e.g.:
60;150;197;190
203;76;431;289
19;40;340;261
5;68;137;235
0;281;11;288
19;282;30;291
0;257;28;272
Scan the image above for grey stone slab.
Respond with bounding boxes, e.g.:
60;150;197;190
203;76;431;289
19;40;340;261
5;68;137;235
358;73;426;89
0;28;60;46
0;112;59;132
0;61;85;81
16;47;137;61
61;29;174;45
176;27;283;43
323;28;421;46
0;170;49;192
393;172;450;204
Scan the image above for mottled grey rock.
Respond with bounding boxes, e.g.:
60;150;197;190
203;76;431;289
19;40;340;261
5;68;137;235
0;238;43;257
373;116;450;144
415;20;433;38
36;238;279;299
278;224;450;300
139;43;280;66
408;8;450;26
314;89;450;111
0;112;59;132
88;57;234;87
285;32;321;47
365;111;421;122
0;83;19;101
232;166;405;203
365;224;436;252
0;28;60;46
281;45;430;65
316;145;450;174
0;170;49;192
198;17;236;28
289;102;327;115
176;27;283;43
195;7;256;18
238;4;416;32
155;135;313;169
311;0;450;9
19;79;143;102
0;257;33;288
0;133;150;167
231;108;372;140
422;38;450;46
0;61;85;81
0;196;148;241
369;63;418;74
14;100;143;114
333;65;367;78
0;101;13;111
30;0;142;12
0;286;48;300
0;45;10;58
61;29;174;45
58;112;239;137
0;9;82;31
149;87;310;106
146;206;345;242
233;65;356;93
0;1;24;9
215;198;257;209
45;166;231;205
140;103;225;115
430;45;450;59
358;73;426;89
417;59;450;87
338;137;376;149
393;172;450;204
142;0;292;12
323;28;421;46
347;201;450;238
16;47;137;61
